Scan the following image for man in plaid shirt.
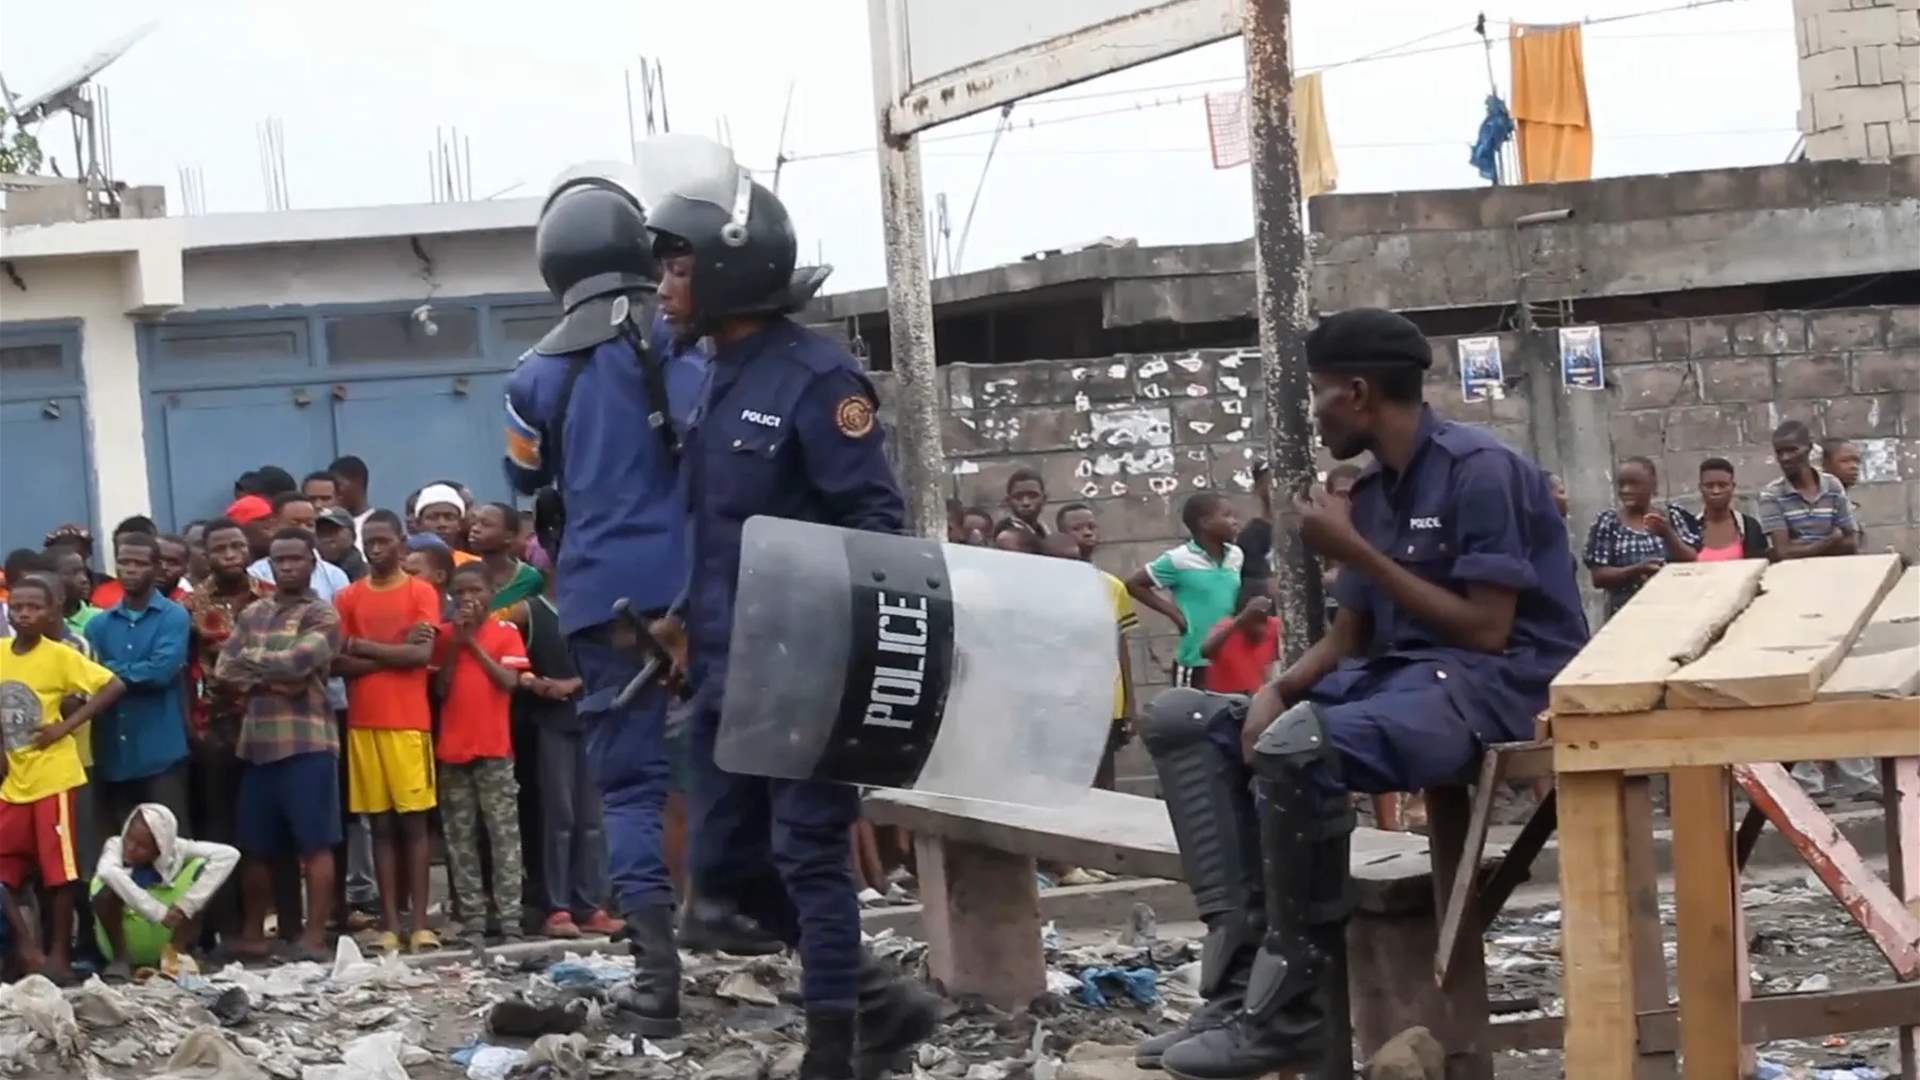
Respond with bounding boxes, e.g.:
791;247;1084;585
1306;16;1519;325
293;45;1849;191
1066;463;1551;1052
213;527;343;962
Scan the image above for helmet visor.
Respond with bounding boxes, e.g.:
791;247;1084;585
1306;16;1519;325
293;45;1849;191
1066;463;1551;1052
637;134;755;245
543;161;646;215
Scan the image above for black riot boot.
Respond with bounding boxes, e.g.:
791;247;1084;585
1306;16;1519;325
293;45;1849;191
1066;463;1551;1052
1160;701;1353;1080
801;1008;858;1080
855;957;942;1080
609;906;682;1037
679;891;786;956
1133;689;1267;1071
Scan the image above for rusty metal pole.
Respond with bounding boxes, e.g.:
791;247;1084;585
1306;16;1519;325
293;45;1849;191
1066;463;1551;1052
868;0;947;540
1243;2;1346;1077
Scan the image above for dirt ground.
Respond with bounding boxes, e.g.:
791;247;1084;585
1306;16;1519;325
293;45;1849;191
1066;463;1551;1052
0;868;1904;1079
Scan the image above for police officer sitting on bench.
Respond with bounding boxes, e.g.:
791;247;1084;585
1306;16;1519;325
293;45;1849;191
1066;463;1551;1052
640;134;939;1080
1138;308;1588;1079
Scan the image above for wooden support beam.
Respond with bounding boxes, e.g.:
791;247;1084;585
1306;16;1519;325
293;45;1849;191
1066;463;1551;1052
1884;755;1920;1078
1558;770;1637;1080
1434;751;1508;989
1553;697;1920;773
1421;786;1492;1079
1487;984;1920;1054
1622;779;1680;1080
1667;554;1902;709
1734;762;1920;979
1671;766;1743;1080
913;835;1045;1011
1549;560;1765;714
1475;790;1556;930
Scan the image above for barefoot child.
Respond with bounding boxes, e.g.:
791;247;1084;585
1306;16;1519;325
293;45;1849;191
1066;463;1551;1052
91;803;238;976
0;575;126;981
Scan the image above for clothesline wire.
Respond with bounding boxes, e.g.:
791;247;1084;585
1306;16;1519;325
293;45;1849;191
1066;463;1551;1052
778;0;1759;166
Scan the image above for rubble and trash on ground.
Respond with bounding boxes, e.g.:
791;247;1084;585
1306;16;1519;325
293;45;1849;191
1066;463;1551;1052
0;870;1901;1079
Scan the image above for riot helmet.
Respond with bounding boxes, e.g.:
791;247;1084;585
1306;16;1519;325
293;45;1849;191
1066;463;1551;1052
535;162;658;313
638;134;801;322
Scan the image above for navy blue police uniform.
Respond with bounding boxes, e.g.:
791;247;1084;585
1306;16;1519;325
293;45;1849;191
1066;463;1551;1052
505;320;706;921
683;317;904;1009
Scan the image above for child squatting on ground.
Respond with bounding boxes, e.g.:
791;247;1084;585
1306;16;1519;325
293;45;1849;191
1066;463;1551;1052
91;802;238;976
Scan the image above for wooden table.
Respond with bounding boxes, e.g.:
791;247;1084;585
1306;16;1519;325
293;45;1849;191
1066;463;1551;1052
1550;556;1920;1079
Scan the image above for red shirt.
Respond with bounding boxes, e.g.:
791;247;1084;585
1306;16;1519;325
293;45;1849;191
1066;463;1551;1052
433;619;528;764
1203;616;1282;694
336;575;442;731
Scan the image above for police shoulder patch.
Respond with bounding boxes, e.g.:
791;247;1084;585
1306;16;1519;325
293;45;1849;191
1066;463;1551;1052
834;395;876;439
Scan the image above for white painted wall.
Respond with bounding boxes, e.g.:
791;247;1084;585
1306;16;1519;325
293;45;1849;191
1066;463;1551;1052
0;255;151;540
181;229;541;311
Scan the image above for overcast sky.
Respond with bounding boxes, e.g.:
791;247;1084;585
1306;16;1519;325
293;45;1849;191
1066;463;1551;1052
0;0;1798;293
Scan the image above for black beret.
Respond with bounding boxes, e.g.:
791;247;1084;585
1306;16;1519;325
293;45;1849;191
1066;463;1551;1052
1305;308;1432;372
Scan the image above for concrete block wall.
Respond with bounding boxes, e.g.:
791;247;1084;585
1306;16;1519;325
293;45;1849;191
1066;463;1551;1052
1795;0;1920;160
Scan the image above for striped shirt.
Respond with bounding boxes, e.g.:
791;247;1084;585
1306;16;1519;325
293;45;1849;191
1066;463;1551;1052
1146;541;1245;668
1757;471;1856;544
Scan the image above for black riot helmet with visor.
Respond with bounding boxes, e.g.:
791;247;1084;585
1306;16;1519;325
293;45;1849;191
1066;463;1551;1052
637;134;827;328
531;162;658;356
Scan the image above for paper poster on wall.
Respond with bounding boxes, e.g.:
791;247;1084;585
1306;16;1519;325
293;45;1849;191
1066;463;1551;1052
1559;325;1605;390
1457;336;1505;402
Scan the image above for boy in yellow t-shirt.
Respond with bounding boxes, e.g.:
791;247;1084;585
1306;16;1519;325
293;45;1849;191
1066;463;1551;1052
0;575;124;982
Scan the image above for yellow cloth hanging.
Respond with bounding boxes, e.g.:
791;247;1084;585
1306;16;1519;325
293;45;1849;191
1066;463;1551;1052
1294;72;1337;198
1509;23;1592;182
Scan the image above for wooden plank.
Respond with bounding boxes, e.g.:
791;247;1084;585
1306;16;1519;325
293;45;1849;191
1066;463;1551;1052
1883;756;1920;1078
1670;766;1743;1080
1549;560;1767;714
1818;566;1920;701
863;787;1449;914
1621;779;1680;1080
1557;770;1637;1080
1488;984;1920;1054
1553;697;1920;773
913;835;1045;1010
1734;762;1920;979
1666;553;1903;709
1434;751;1506;989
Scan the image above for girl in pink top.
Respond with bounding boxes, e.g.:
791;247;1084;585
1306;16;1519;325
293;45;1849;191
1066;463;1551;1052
1679;457;1770;562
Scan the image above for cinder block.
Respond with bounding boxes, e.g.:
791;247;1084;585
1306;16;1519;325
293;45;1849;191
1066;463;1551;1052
1809;309;1887;351
1852;348;1920;392
1136;352;1215;405
1889;306;1920;347
1731;312;1809;355
1849;479;1910;525
1061;356;1140;406
1091;493;1187;545
1740;402;1786;446
1805;44;1865;87
1777;355;1852;398
1880;41;1905;78
1608;410;1667;458
1819;393;1905;437
1600;323;1656;366
1651;319;1692;362
1612;362;1699;409
1698;358;1776;402
1688;317;1735;358
1858;42;1888;83
1815;82;1912;130
1805;126;1868;159
1867;121;1894;158
1664;405;1747;451
1901;8;1920;41
1900;392;1920;436
1818;6;1902;47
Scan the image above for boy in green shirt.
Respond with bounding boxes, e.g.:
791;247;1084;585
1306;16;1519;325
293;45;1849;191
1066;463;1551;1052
1127;492;1245;688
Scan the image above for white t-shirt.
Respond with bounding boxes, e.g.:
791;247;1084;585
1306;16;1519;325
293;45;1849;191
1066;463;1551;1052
247;557;351;604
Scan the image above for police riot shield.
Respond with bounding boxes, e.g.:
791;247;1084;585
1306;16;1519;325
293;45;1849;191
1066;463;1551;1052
718;517;1118;807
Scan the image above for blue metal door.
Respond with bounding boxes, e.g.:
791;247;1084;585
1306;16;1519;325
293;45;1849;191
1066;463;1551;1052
155;385;334;525
0;397;91;555
329;373;511;514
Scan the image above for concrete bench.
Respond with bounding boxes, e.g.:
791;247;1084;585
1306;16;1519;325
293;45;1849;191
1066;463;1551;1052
864;786;1521;1074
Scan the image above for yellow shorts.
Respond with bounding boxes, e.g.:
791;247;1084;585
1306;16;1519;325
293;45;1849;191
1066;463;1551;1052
346;728;437;815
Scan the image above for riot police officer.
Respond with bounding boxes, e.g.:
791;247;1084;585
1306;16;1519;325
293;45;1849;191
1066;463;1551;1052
1138;309;1587;1078
640;134;938;1079
502;163;700;1037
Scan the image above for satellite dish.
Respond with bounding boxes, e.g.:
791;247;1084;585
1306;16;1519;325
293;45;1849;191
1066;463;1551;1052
11;21;155;124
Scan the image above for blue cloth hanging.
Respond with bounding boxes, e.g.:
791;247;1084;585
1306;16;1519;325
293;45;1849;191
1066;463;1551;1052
1470;94;1515;183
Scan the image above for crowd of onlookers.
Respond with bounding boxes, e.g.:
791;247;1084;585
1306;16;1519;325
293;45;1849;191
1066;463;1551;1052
0;456;619;985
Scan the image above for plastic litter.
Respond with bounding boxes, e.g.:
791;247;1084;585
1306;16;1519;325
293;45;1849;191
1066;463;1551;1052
305;1031;413;1080
148;1026;268;1080
716;970;780;1006
1754;1059;1885;1080
462;1044;530;1080
70;975;137;1027
1045;969;1082;996
546;953;630;989
1074;966;1160;1008
526;1032;590;1080
0;973;81;1056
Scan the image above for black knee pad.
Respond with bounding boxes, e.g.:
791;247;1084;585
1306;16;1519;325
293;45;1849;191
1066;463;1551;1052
1249;701;1342;787
1141;687;1245;758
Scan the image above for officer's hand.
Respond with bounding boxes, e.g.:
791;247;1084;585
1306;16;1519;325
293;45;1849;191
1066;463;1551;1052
647;614;690;691
1240;684;1284;763
1294;486;1364;564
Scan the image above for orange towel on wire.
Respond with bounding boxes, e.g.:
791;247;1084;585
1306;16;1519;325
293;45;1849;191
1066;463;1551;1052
1295;72;1337;199
1509;23;1592;182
